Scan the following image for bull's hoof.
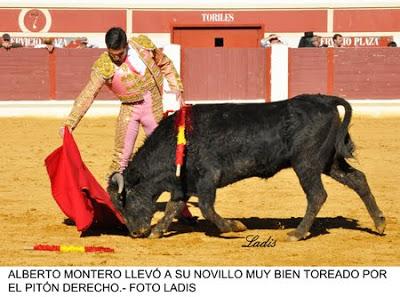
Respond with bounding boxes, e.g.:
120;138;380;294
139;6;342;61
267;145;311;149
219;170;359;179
149;229;163;239
375;215;386;235
286;230;310;242
287;233;301;242
230;220;247;232
219;220;247;233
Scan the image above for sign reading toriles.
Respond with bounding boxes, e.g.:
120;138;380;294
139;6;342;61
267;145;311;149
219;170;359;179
201;12;235;22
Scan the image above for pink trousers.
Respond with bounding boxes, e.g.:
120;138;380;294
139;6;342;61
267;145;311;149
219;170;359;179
109;92;194;219
111;91;158;173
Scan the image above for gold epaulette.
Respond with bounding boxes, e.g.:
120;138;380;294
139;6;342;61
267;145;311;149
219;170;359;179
92;52;115;79
130;35;156;50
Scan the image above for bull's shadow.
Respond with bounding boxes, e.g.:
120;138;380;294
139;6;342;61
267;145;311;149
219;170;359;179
159;202;383;240
165;216;382;240
63;201;382;239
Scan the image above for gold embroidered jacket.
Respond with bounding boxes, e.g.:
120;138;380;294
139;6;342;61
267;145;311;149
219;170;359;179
64;35;183;130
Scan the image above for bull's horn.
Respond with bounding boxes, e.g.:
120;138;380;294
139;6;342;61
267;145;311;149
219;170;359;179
111;173;124;194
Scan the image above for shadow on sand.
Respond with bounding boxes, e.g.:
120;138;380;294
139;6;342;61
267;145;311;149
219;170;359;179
63;201;383;240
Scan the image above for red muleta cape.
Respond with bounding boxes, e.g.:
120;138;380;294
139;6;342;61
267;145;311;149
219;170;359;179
45;128;125;231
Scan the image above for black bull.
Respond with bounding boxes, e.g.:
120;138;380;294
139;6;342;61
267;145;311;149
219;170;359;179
108;94;386;241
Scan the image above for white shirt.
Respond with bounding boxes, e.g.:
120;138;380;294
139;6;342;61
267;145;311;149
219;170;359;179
125;45;147;75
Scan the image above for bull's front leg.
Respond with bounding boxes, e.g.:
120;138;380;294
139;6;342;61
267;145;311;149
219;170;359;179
149;200;185;239
198;187;247;234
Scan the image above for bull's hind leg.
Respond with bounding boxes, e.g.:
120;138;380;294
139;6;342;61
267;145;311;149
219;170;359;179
288;169;328;241
198;187;247;233
326;159;385;234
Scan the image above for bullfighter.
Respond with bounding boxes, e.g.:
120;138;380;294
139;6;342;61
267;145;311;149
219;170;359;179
61;27;195;224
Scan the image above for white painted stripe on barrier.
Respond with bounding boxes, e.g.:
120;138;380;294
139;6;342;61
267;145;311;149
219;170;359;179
1;99;400;117
270;44;289;102
327;9;334;33
162;44;182;112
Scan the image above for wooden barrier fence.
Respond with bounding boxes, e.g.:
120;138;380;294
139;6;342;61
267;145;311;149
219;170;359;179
1;47;399;101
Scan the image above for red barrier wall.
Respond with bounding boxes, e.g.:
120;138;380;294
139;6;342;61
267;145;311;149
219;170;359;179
0;48;116;100
333;48;400;99
182;48;267;101
54;49;116;100
1;48;400;101
0;48;49;100
288;48;328;97
288;48;400;99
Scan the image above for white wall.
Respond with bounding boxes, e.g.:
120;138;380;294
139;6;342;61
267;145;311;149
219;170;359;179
1;0;399;9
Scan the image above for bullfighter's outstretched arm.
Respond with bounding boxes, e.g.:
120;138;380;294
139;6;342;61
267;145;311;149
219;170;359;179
153;48;184;93
64;70;105;130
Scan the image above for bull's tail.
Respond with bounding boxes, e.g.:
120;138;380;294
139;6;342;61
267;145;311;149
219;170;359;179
330;96;354;159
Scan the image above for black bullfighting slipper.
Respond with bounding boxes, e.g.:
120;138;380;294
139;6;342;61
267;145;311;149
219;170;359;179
178;216;198;226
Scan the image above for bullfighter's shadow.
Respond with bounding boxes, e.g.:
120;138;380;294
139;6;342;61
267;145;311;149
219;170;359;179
63;218;129;237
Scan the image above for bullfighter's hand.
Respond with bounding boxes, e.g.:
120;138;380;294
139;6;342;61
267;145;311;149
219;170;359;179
58;126;72;138
176;91;185;107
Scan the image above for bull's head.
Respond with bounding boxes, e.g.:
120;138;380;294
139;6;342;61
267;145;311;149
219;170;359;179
108;173;155;238
123;189;156;238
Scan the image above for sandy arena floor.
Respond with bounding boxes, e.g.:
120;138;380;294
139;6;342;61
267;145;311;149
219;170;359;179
0;116;399;266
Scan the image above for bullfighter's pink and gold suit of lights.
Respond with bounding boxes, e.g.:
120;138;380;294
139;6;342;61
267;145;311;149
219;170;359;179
64;35;183;174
